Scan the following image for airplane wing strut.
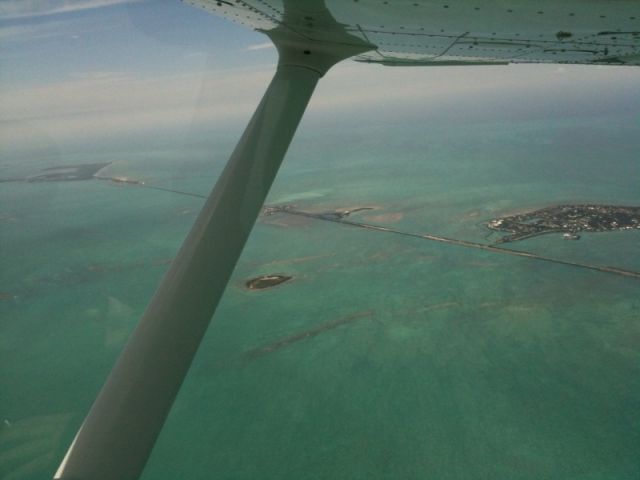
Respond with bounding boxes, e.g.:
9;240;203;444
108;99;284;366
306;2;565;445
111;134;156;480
54;29;371;480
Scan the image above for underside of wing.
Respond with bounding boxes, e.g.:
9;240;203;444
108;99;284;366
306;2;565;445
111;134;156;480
185;0;640;66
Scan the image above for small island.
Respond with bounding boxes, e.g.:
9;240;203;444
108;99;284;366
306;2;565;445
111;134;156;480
245;274;292;290
26;162;112;182
263;205;374;220
317;207;374;220
488;204;640;243
1;162;113;183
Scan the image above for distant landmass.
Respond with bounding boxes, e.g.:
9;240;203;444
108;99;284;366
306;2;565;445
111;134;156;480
0;162;111;183
488;204;640;243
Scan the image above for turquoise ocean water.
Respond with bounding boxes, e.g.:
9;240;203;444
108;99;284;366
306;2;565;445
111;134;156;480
1;101;639;478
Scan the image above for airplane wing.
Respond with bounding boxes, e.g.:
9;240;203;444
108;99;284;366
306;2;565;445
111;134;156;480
55;2;639;479
187;0;640;66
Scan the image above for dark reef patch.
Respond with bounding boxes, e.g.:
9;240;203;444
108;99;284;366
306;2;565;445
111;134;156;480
242;311;373;361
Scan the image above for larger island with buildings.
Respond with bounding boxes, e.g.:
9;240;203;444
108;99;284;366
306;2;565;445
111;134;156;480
487;204;640;243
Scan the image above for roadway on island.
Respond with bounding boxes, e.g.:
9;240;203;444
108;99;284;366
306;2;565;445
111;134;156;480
267;206;640;281
92;175;640;281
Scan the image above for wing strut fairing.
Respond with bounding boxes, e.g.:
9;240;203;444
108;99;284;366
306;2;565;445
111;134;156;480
54;5;371;479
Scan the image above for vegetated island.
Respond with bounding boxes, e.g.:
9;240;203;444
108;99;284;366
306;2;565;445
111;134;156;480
245;275;292;290
488;204;640;243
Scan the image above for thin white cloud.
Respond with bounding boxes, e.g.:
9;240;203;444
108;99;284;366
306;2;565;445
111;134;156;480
246;42;274;51
1;63;639;153
0;0;140;20
0;15;125;44
0;21;74;42
0;67;274;149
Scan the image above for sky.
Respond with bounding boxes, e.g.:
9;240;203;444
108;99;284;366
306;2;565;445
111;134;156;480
1;0;640;163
